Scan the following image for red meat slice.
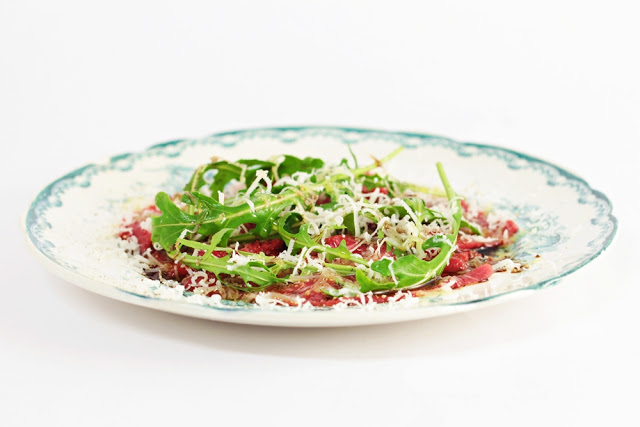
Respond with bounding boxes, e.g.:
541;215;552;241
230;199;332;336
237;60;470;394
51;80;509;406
317;194;331;205
324;235;368;255
503;220;519;236
456;237;502;251
451;263;493;289
120;221;152;253
192;249;227;258
443;251;470;274
149;249;191;280
241;239;286;256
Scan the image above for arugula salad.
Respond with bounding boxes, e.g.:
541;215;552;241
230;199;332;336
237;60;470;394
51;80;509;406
119;147;523;307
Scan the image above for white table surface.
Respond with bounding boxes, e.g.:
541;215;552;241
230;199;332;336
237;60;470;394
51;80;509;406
1;1;638;426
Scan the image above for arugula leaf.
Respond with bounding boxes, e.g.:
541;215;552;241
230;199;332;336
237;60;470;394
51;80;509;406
183;156;322;203
151;192;198;249
205;161;243;199
182;159;275;203
239;159;277;183
356;236;456;292
461;219;482;235
276;213;368;265
347;144;359;169
436;161;462;244
381;198;444;224
212;160;275;200
152;189;304;249
360;173;388;192
193;190;303;238
177;228;234;256
277;155;324;178
173;229;282;290
343;212;357;235
183;163;217;195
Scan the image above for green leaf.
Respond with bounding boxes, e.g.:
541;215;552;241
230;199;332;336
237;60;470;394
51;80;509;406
177;228;234;255
191;190;302;238
239;159;276;183
277;155;324;178
276;213;368;266
461;218;482;235
357;237;456;292
343;212;356;235
276;213;318;249
207;161;243;200
151;192;199;249
381;197;444;224
436;162;462;245
347;144;359;169
182;159;275;203
152;189;304;249
360;173;388;192
215;160;275;199
183;163;218;194
179;252;281;290
174;232;282;290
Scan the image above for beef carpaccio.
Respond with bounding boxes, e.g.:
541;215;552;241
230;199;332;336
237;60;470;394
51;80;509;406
119;149;525;308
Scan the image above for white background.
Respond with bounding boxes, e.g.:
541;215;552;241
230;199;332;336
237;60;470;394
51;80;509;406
1;1;638;426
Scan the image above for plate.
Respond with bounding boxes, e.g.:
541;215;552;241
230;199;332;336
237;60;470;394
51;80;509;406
23;127;617;327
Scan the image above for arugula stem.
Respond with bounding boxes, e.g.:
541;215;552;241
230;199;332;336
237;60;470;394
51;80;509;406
352;146;404;176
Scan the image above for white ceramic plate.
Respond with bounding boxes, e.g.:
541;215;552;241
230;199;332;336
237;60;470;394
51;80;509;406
23;127;617;327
